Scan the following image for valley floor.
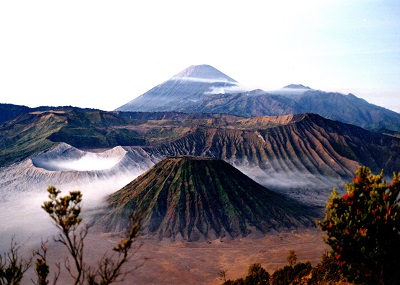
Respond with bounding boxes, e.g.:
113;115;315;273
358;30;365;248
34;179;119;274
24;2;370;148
22;228;327;285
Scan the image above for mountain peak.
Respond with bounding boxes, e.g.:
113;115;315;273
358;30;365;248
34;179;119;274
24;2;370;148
283;84;312;89
172;64;237;83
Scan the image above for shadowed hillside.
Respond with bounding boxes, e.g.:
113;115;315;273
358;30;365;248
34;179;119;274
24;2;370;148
98;157;320;241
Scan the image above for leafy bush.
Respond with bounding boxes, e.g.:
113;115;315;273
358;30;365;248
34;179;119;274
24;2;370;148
318;166;400;284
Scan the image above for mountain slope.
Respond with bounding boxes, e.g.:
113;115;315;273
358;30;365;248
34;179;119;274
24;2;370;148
115;64;240;112
98;157;319;241
179;89;400;132
0;109;145;166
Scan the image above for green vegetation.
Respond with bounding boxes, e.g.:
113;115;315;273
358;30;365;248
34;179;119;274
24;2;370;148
318;166;400;284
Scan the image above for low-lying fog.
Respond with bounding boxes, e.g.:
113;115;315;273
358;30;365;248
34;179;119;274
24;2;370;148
0;173;135;252
0;145;145;253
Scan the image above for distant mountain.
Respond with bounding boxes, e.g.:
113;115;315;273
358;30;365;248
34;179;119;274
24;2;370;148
283;84;312;89
187;89;400;132
115;65;400;132
115;64;241;112
0;104;31;124
0;104;99;124
98;157;319;241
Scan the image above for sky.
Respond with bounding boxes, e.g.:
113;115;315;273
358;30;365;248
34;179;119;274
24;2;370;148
0;0;399;112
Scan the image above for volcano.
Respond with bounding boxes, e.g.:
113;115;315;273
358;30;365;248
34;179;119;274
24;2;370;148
115;64;240;112
98;157;319;241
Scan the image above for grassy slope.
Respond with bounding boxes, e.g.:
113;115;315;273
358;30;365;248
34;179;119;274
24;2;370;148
0;111;67;166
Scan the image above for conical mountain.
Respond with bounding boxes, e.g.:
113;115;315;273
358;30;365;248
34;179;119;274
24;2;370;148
115;65;239;112
173;64;237;82
98;156;319;241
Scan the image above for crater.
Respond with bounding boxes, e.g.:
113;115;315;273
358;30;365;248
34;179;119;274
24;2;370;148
32;143;126;171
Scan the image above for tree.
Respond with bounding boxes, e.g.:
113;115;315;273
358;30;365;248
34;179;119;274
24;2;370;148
222;263;269;285
307;253;346;284
286;250;297;267
39;186;141;285
244;263;269;284
0;237;32;285
318;166;400;284
270;251;311;285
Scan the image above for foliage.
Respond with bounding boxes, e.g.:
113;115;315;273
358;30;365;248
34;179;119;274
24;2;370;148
318;166;400;284
270;262;312;285
221;250;352;285
39;186;141;285
0;237;32;285
306;253;346;284
222;263;269;285
286;250;297;267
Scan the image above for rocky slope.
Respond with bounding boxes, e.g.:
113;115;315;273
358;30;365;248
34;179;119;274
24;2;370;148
98;157;319;241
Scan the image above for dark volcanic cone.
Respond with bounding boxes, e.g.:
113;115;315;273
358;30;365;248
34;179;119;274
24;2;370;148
98;157;319;241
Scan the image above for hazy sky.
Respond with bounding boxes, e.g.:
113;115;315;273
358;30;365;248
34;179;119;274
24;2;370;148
0;0;399;112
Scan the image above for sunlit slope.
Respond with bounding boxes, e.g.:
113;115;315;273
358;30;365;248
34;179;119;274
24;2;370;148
99;157;319;241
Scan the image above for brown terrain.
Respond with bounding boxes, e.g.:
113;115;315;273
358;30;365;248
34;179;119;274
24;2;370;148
22;229;327;285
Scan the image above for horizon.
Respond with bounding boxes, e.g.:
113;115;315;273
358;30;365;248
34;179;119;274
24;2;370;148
0;1;399;113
